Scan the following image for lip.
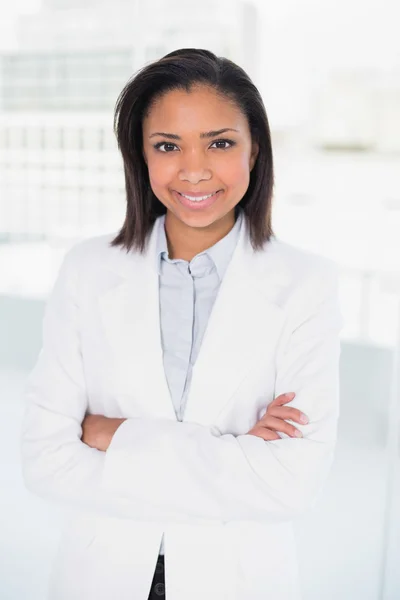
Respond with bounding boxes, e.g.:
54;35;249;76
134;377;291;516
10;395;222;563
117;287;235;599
173;189;223;210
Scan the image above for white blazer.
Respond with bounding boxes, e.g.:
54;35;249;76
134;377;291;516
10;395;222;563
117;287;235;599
20;213;344;600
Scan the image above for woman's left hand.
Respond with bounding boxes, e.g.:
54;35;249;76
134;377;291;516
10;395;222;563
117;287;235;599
81;414;126;452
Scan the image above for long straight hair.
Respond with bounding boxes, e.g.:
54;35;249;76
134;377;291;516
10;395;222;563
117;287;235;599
110;48;275;254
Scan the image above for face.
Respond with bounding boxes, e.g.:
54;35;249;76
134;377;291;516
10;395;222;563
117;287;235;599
142;85;259;238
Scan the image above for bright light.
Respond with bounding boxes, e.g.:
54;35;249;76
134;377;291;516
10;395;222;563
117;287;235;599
0;0;42;50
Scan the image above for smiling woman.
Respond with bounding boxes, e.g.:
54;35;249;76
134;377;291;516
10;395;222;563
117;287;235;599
20;47;344;600
110;47;275;259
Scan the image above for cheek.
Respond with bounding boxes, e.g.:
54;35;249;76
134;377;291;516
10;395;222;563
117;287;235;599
219;156;251;189
147;156;176;188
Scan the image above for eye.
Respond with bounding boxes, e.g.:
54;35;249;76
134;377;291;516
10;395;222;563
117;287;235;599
210;139;236;150
153;138;236;153
153;142;178;152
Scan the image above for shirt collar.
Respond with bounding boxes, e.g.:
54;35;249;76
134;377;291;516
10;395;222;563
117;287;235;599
156;208;244;281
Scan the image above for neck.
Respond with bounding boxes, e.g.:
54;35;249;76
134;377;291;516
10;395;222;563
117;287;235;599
164;210;236;262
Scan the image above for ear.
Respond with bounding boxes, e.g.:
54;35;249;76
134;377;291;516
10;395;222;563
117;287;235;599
249;141;259;171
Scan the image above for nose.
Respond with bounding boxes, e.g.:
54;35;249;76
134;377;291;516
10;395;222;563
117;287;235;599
178;150;212;184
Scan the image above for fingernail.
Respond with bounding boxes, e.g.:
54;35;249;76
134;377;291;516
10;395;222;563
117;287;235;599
300;414;308;424
286;392;295;399
294;430;303;437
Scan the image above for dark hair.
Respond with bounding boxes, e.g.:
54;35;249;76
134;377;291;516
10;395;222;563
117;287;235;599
110;47;275;254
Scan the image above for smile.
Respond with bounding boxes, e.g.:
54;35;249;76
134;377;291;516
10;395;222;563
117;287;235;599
172;189;223;210
178;191;219;201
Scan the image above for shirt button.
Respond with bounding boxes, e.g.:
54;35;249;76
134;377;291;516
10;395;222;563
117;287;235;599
154;582;165;595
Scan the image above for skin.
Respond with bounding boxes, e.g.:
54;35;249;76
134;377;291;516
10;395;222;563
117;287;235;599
141;84;259;261
80;85;307;449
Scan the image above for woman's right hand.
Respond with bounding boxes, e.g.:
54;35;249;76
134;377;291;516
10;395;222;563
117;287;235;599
247;392;309;441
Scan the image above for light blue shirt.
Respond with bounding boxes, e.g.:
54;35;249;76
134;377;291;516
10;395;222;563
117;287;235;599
156;208;243;554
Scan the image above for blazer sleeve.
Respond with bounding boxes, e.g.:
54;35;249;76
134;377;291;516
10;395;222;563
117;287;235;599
21;244;343;524
101;258;344;522
20;247;137;519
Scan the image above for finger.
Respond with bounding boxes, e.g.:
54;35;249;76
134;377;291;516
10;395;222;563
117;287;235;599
248;426;281;441
267;406;308;425
260;415;303;438
269;392;296;407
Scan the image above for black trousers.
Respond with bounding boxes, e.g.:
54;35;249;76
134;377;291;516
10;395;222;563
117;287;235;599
148;555;165;598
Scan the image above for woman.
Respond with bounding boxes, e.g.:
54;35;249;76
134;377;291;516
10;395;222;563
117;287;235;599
20;48;343;600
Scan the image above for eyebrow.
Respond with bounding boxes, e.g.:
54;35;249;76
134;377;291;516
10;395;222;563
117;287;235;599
148;128;240;140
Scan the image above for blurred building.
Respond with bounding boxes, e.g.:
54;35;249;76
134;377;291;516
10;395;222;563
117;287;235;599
0;0;260;242
312;67;400;154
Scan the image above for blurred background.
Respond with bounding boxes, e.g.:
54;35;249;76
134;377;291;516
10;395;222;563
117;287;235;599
0;0;399;598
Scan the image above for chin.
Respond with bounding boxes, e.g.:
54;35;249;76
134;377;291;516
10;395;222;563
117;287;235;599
176;212;219;228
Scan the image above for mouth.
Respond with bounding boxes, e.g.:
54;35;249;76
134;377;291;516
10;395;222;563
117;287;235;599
172;189;223;210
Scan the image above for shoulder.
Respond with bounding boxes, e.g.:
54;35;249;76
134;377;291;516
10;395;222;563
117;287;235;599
267;238;342;332
267;236;339;284
60;231;129;275
256;236;341;315
56;232;128;293
63;232;119;263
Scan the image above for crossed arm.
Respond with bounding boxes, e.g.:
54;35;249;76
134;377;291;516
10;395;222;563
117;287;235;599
20;248;343;524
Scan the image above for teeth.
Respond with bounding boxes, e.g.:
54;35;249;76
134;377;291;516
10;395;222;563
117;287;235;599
180;192;216;202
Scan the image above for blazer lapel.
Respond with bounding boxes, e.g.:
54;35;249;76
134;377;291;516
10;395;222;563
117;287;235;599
182;218;290;425
98;217;176;421
97;215;291;426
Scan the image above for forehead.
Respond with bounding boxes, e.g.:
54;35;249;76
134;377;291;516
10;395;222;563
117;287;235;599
143;86;246;130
